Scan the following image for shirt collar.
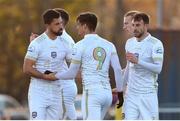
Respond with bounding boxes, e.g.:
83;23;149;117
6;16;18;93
136;33;151;43
84;34;98;39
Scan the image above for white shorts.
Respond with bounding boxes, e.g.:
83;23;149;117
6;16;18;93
81;87;112;120
124;92;159;120
28;79;63;120
60;80;77;119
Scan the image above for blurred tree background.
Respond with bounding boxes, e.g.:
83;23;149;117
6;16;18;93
0;0;180;104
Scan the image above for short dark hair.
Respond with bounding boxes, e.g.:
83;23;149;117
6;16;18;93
124;10;139;17
76;12;97;31
42;9;60;24
54;8;69;25
133;12;150;24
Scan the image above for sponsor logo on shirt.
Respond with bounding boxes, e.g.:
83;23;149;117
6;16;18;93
156;47;163;54
32;112;37;118
28;46;35;52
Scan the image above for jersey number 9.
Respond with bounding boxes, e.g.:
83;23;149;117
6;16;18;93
93;47;106;70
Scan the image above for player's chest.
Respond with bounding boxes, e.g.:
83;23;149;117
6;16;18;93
127;42;152;60
39;44;67;60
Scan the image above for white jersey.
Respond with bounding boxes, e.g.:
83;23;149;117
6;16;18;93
72;34;117;90
125;34;164;94
61;30;75;48
25;32;71;84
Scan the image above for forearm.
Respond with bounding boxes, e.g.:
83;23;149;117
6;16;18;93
23;67;44;79
138;59;163;74
114;68;124;92
55;63;80;80
55;71;77;80
122;62;129;84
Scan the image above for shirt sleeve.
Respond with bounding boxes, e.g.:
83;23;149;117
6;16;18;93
64;42;73;62
25;41;39;61
110;44;123;92
68;37;75;48
111;44;117;55
71;42;83;64
138;41;164;74
152;41;164;63
55;63;80;80
62;36;75;62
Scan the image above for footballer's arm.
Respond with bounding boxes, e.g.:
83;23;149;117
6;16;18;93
110;53;124;107
23;58;48;80
45;60;81;81
126;52;163;74
110;53;124;92
138;60;163;74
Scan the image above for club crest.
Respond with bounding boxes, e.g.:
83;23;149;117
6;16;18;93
32;112;37;118
51;52;57;58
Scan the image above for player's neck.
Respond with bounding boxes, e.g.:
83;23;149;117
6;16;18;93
84;30;96;35
45;30;57;40
136;32;149;42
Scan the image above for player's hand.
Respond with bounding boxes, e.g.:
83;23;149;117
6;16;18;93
43;73;58;81
30;33;39;42
112;88;118;94
117;91;124;108
126;52;138;64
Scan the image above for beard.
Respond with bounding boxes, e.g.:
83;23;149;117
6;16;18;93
53;31;63;36
51;28;63;36
134;30;144;38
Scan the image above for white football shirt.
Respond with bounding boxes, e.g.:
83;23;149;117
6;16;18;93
125;34;164;93
72;34;117;89
25;32;71;83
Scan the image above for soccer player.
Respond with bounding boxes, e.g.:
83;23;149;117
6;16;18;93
29;8;78;120
114;10;140;120
124;12;164;120
23;9;71;120
44;12;124;120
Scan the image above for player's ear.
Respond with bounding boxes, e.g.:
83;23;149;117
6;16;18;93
45;24;49;28
145;24;149;29
83;24;88;29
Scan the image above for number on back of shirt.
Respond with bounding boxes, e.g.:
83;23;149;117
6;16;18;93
93;47;106;70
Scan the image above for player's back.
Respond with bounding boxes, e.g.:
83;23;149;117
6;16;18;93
76;34;115;89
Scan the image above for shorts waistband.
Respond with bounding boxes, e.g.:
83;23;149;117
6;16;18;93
30;78;61;88
83;83;111;90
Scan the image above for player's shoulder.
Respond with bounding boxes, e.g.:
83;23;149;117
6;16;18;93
27;33;46;52
125;37;136;47
98;35;114;47
61;30;75;44
147;34;163;46
126;37;136;43
33;33;47;44
74;38;84;48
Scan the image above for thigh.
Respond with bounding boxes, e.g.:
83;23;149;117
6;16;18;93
81;89;101;120
139;93;159;120
63;82;77;107
124;94;139;120
28;85;47;120
101;89;112;119
46;105;62;120
46;90;63;120
62;83;77;120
